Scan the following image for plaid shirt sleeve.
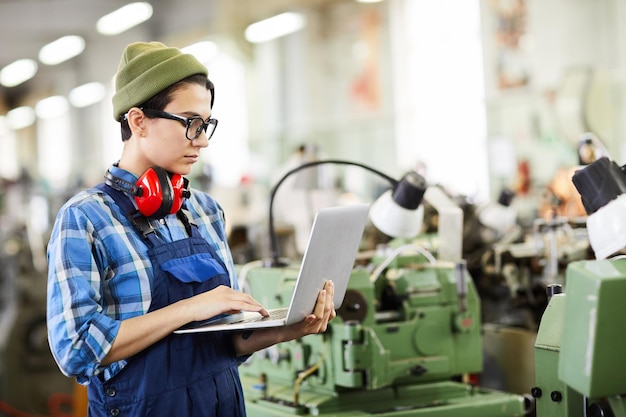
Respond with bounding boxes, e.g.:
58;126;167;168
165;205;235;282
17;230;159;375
47;190;124;383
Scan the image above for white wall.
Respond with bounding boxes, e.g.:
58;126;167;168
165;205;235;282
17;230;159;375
481;0;626;199
245;0;489;202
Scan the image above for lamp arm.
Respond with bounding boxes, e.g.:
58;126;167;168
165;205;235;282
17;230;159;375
267;159;398;266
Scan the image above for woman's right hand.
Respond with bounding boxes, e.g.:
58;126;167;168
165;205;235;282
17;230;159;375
180;285;269;323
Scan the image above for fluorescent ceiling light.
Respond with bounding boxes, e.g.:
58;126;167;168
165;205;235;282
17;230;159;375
69;82;106;108
245;12;306;43
36;96;69;119
0;59;38;87
182;41;218;64
39;35;86;65
97;2;153;35
0;116;8;135
6;106;36;130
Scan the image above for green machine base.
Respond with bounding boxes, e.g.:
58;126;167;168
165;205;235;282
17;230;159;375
238;255;529;417
534;259;626;417
243;378;527;416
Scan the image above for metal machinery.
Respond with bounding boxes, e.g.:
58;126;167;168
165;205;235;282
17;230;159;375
238;249;529;416
533;156;626;417
237;175;530;416
474;214;589;331
533;260;626;417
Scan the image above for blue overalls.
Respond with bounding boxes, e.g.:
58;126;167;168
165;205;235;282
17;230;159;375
89;183;247;417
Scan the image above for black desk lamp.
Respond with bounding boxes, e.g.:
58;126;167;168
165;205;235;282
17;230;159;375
266;159;427;267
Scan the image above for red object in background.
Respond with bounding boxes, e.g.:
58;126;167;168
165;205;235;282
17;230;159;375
240;174;252;186
516;160;531;195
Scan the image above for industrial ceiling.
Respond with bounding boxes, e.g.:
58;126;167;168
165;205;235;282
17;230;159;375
0;0;341;111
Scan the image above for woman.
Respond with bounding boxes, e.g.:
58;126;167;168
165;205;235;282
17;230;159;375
46;41;336;417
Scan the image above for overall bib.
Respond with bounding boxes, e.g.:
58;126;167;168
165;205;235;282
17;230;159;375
88;184;246;417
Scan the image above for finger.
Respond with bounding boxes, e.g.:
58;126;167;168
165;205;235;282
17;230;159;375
325;281;335;305
326;280;335;299
232;292;268;313
313;289;327;318
324;283;335;316
238;302;269;316
220;290;268;316
304;315;324;334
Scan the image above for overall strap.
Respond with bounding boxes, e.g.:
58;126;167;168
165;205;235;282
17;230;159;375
95;182;159;243
176;209;197;238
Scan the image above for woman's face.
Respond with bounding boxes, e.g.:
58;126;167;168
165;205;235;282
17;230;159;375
138;82;213;176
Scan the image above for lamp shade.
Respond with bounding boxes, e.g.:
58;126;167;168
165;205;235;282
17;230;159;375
571;157;626;259
571;157;626;215
586;194;626;259
370;191;424;238
369;171;427;238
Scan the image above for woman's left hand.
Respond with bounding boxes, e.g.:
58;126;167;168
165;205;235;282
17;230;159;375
232;280;337;357
289;280;337;335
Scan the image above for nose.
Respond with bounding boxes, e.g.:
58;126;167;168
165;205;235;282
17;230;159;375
191;133;210;148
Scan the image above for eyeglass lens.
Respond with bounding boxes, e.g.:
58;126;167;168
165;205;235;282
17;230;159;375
187;117;217;140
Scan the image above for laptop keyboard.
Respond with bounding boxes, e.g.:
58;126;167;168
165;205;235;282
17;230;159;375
236;308;288;324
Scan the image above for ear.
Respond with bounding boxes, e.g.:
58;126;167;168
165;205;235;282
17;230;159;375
126;107;146;137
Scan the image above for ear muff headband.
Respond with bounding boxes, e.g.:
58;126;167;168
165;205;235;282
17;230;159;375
105;166;189;219
169;174;190;213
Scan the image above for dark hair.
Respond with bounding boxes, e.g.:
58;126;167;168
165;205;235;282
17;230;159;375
120;74;215;141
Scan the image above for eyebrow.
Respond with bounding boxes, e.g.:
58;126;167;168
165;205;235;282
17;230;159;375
171;110;212;120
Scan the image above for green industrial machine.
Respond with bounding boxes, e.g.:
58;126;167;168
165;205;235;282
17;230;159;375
238;251;529;416
533;259;626;417
532;156;626;416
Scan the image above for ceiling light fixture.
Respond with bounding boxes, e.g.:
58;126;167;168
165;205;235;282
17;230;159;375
97;2;154;36
182;41;218;64
69;82;106;108
0;59;38;88
6;106;36;130
36;96;69;119
39;35;86;65
245;12;306;44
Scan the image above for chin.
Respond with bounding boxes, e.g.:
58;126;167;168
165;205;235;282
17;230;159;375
168;164;192;176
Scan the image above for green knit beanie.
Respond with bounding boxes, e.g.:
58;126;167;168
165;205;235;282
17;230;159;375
112;41;208;121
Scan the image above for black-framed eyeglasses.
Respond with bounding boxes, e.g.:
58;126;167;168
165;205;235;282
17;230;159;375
141;108;218;141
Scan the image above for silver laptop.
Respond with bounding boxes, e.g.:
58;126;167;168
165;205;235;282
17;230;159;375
174;203;370;333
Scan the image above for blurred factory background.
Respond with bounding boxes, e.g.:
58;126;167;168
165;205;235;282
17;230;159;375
1;0;625;416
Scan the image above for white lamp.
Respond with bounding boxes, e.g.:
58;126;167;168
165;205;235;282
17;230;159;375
267;160;427;266
369;171;426;238
477;188;517;235
572;156;626;259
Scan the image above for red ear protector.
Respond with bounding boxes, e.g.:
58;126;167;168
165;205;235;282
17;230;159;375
105;166;190;219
